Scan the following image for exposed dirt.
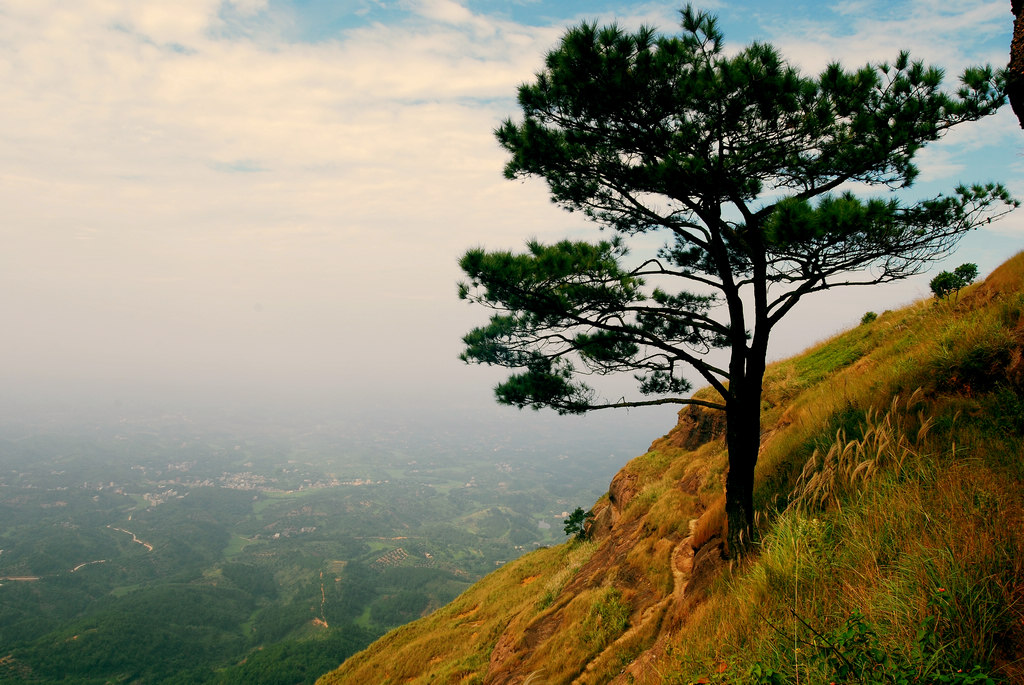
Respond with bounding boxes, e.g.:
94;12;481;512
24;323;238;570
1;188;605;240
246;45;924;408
662;404;728;452
481;403;728;685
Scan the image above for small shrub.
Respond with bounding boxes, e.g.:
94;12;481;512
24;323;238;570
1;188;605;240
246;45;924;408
932;323;1015;394
746;605;998;685
861;311;878;324
536;588;557;611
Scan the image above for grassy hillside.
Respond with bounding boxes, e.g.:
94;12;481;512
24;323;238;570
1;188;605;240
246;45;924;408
318;252;1024;684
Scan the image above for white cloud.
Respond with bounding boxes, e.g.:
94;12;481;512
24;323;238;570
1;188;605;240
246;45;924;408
0;0;1018;417
767;0;1008;73
407;0;477;26
228;0;269;15
0;0;590;406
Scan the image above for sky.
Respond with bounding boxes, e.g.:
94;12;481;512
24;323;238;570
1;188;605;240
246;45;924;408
1;0;1021;442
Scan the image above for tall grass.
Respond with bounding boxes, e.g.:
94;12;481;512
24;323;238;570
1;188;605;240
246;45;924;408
650;257;1024;683
786;390;931;514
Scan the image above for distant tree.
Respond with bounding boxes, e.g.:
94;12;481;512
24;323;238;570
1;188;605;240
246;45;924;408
563;507;594;540
459;6;1016;555
930;263;979;301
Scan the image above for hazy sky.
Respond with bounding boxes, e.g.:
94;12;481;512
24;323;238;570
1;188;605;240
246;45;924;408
2;0;1021;438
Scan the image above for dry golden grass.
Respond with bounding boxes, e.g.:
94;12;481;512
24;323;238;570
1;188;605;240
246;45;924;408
786;389;931;514
653;253;1024;682
318;541;600;684
690;495;725;550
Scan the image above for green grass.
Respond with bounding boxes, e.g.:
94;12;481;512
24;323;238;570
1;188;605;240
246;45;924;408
353;605;374;630
581;587;630;650
223;534;262;558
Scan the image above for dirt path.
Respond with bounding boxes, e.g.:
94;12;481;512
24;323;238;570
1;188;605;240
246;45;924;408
70;560;108;573
572;534;696;684
107;525;154;551
319;570;329;627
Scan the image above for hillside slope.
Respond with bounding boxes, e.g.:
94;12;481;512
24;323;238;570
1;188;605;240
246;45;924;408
319;252;1024;684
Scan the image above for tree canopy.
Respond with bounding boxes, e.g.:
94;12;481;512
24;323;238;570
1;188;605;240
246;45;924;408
930;263;980;300
459;6;1017;554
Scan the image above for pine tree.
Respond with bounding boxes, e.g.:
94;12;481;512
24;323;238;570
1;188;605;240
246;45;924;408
459;6;1016;555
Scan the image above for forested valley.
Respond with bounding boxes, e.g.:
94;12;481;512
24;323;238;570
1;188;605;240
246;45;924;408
0;411;643;684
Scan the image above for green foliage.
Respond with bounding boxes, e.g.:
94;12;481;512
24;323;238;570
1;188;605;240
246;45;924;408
931;317;1016;393
746;607;997;685
11;585;254;684
978;386;1024;440
861;311;878;324
563;506;595;540
459;239;659;414
213;626;376;685
931;263;979;300
253;602;318;645
581;588;631;650
221;562;278;599
370;590;431;628
323;561;376;624
536;587;558;611
462;10;1014;413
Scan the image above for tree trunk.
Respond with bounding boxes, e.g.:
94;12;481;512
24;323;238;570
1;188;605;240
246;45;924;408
724;377;763;558
1009;0;1024;128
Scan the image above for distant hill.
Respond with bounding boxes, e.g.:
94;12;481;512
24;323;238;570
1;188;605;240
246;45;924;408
318;251;1024;684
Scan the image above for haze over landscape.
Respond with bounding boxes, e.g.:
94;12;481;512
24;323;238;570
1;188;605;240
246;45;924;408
2;0;1020;438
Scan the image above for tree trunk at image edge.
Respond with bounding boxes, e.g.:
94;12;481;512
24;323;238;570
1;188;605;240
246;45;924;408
1010;0;1024;128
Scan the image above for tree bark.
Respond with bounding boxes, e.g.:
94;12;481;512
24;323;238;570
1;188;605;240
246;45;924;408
1009;0;1024;128
724;377;763;557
